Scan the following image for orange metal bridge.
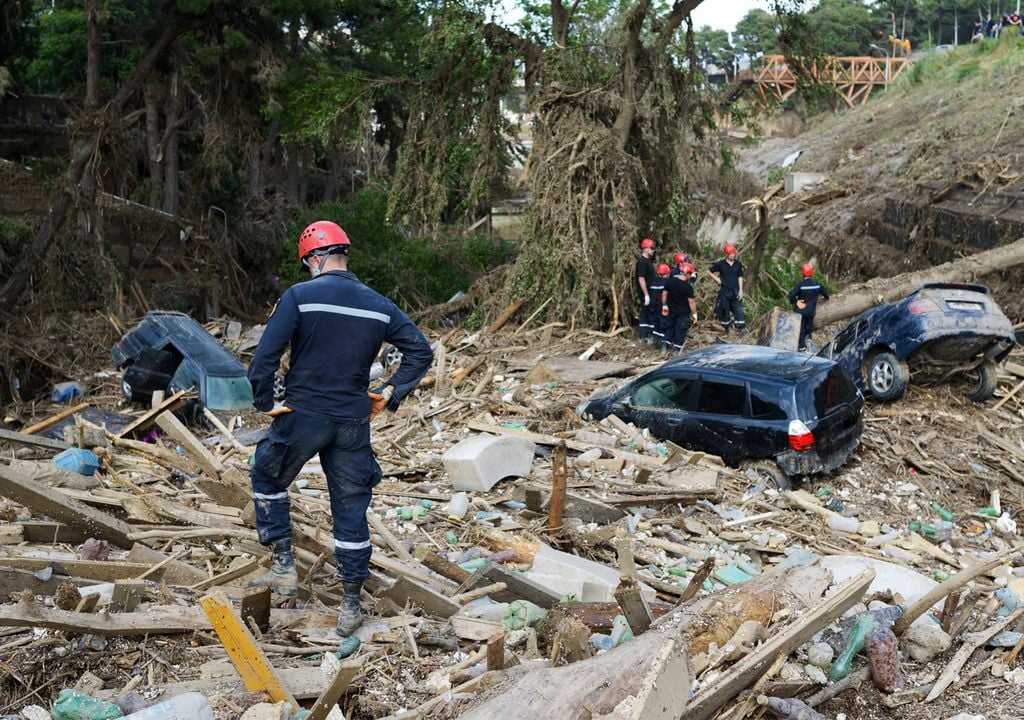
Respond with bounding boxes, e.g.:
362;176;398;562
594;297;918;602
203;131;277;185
737;54;913;107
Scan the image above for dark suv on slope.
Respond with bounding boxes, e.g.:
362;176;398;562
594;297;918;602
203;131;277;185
578;345;864;486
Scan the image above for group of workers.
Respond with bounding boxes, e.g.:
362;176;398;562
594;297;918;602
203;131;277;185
636;238;830;354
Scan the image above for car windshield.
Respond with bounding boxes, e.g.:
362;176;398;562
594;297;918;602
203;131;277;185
811;367;858;417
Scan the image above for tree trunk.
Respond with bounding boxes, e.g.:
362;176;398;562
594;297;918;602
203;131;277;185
816;235;1024;327
0;16;190;308
745;201;769;294
84;0;100;113
286;145;299;203
163;71;182;215
145;79;163;208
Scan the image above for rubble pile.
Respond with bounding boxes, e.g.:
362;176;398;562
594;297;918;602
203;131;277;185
2;317;1024;720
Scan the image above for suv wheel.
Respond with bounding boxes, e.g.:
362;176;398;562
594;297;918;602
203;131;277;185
866;351;909;401
120;378;133;402
741;461;792;491
967;360;999;403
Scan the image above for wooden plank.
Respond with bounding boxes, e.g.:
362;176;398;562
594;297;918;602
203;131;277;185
682;568;876;720
127;543;209;585
548;442;567;535
0;465;135;548
307;661;362;720
563;491;626;524
0;428;69;451
0;524;24;544
413;546;471;584
109;579;145;612
381;576;460;618
156;411;224;478
199;591;299;710
23;402;90;435
614;576;652;635
451;615;504;641
464;563;563;609
0;558;158;582
115;391;188;439
0;567;96;595
0;601;213;634
240;586;271;633
486;630;505;671
99;666;334;702
190;556;263;591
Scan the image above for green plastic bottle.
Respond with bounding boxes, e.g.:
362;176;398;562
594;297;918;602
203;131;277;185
828;612;879;681
929;502;954;522
51;689;123;720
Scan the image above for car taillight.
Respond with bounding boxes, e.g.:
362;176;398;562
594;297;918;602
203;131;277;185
788;420;815;452
908;299;940;314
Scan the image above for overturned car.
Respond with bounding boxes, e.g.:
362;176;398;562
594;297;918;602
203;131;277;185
577;345;864;487
819;283;1015;403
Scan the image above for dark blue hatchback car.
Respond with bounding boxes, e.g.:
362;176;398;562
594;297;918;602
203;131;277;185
578;345;864;486
818;283;1015;402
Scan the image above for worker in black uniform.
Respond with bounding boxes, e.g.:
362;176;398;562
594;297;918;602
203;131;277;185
661;263;698;355
247;220;433;636
650;263;670;349
788;263;830;352
635;237;658;343
707;243;745;335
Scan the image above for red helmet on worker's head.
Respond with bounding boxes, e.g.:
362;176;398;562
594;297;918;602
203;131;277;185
674;252;687;266
723;243;737;257
298;221;350;261
801;263;814;278
680;263;695;275
656;263;670;276
640;237;656;250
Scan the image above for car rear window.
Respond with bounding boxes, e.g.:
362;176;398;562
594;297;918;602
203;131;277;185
632;377;695;409
750;385;786;420
811;367;858;416
696;380;746;416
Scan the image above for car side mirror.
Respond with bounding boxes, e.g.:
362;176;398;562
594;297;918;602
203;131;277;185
614;396;633;412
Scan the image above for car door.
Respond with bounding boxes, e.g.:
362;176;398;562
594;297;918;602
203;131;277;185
688;375;749;465
823;319;869;389
620;372;698;444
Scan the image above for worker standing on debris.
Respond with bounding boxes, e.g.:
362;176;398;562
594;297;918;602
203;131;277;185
650;263;671;349
671;252;698;286
247;220;433;637
635;238;659;343
707;244;745;336
788;264;830;352
661;263;698;354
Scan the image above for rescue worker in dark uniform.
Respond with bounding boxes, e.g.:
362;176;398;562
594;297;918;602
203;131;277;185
670;252;698;285
247;220;433;636
650;263;670;349
707;244;745;335
635;238;658;343
788;263;830;352
661;263;698;355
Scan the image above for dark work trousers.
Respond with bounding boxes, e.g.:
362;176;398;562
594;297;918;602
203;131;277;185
638;301;657;339
663;314;693;351
715;290;746;333
251;410;381;583
798;311;815;350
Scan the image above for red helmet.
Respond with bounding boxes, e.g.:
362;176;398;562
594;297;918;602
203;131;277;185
801;264;814;278
640;238;656;250
680;262;695;274
724;243;737;256
673;252;687;266
298;221;350;261
656;263;670;276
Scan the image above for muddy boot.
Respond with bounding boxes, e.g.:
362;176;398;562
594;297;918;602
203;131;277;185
250;538;298;597
337;581;364;637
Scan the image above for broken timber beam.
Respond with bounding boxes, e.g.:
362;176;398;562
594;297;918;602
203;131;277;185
115;390;188;438
0;427;69;451
22;402;90;435
0;463;135;548
156;410;224;478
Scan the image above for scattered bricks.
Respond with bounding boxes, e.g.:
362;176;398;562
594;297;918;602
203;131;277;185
442;433;535;492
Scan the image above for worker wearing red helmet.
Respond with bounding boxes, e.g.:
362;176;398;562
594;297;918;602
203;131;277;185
651;263;671;347
661;263;698;354
788;263;830;352
671;251;698;286
707;243;746;335
247;220;433;636
635;238;659;343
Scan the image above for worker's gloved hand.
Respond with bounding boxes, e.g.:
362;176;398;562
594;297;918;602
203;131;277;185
737;289;743;300
644;295;650;306
268;403;292;417
368;392;387;421
796;298;807;310
661;306;669;317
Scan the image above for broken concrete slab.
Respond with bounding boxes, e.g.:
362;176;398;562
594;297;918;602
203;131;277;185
443;433;535;492
784;172;827;194
527;544;656;603
819;555;937;608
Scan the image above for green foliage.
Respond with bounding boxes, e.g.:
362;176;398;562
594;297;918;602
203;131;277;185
734;9;781;60
745;229;836;320
278;188;514;312
765;166;787;185
0;218;31;274
954;59;979;82
22;7;87;93
693;26;735;76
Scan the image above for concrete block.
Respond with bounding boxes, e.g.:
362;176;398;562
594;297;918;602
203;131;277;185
443;433;535;492
529;545;657;603
784;172;827;194
522;572;585;601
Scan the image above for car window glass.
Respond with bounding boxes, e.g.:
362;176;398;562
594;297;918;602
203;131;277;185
695;380;745;416
812;367;859;416
169;360;199;393
631;377;694;410
749;385;786;420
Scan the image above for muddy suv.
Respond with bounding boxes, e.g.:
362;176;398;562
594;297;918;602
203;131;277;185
577;345;864;486
819;283;1015;403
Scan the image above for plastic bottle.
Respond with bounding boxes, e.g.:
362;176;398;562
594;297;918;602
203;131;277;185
758;696;829;720
51;689;124;720
826;514;859;534
929;502;954;522
828;606;902;681
866;627;904;692
446;492;469;520
119;693;213;720
610;614;635;645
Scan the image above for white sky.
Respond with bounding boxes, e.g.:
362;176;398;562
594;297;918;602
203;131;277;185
691;0;771;34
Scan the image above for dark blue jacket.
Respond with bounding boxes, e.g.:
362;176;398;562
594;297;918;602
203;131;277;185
788;277;830;316
248;270;433;421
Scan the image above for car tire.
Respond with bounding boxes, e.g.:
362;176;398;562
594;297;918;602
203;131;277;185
967;360;999;403
866;351;909;401
741;461;792;492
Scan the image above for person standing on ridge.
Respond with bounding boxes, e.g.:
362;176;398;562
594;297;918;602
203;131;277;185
788;263;830;352
246;220;433;637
